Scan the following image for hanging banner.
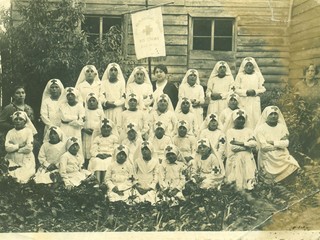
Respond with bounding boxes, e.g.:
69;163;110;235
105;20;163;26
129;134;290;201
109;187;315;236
131;7;166;60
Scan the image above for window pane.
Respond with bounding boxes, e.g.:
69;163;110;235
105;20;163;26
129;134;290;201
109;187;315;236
214;19;233;36
193;37;211;50
214;37;232;51
193;19;211;36
82;17;100;34
103;17;122;33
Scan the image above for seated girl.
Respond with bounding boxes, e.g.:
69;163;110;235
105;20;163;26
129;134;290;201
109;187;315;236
190;138;225;190
105;144;134;203
175;97;198;136
224;109;257;191
121;122;143;164
172;120;197;164
254;106;300;184
219;93;241;127
88;118;119;184
133;140;159;205
58;137;91;188
179;69;205;127
150;94;177;138
149;121;172;164
120;93;149;140
199;113;226;162
82;93;104;168
34;126;65;184
5;111;36;183
159;144;186;203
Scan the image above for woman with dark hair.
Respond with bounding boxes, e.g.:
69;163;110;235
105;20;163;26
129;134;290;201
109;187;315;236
0;85;37;155
152;64;179;109
294;63;320;106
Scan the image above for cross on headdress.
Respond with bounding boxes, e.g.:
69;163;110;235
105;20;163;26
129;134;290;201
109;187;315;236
219;61;225;66
245;57;252;62
209;114;217;121
67;88;74;93
111;63;117;68
70;137;78;142
189;69;197;75
198;139;207;146
14;111;22;117
51;79;57;84
127;123;135;129
219;137;226;144
156;121;163;127
117;145;125;151
102;118;110;125
165;145;173;152
137;67;143;71
237;110;245;116
231;86;236;91
88;93;95;97
179;120;187;126
129;93;136;99
230;93;237;99
122;93;126;99
213;166;220;174
182;97;189;102
271;106;278;112
159;94;167;99
142;141;149;147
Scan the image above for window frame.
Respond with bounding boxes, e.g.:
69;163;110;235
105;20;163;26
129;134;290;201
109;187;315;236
191;17;235;52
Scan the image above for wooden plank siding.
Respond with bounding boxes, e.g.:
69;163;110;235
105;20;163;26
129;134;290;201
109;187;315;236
10;0;293;90
288;0;320;86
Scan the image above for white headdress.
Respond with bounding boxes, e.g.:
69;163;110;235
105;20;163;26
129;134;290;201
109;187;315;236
126;66;152;86
255;106;288;133
209;61;233;78
11;111;37;135
41;79;64;103
237;57;265;84
181;69;200;85
152;93;175;113
101;63;126;88
75;65;100;88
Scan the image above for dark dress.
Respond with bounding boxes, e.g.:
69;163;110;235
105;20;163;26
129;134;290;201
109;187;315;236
152;81;179;109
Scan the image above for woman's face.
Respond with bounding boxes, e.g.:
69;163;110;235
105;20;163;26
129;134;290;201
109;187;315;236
85;67;96;82
66;93;76;105
244;62;254;74
234;116;246;129
157;98;168;112
178;126;187;137
116;151;127;164
134;69;145;84
127;129;137;141
218;65;227;78
154;68;166;83
128;98;138;110
87;97;98;110
266;112;279;125
141;147;152;161
68;143;80;156
49;130;60;144
306;65;316;81
13;88;26;104
13;116;26;130
228;98;238;110
208;120;218;131
155;127;165;139
187;73;197;86
101;125;112;137
166;152;177;164
109;67;118;82
49;83;61;99
181;100;190;113
197;145;211;158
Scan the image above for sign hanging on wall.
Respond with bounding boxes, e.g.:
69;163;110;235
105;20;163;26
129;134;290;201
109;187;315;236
131;7;166;60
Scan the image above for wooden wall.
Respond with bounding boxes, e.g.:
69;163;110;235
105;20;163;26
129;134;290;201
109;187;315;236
288;0;320;86
11;0;292;89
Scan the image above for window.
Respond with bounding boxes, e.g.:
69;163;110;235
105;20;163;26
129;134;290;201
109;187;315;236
192;18;234;51
82;16;122;46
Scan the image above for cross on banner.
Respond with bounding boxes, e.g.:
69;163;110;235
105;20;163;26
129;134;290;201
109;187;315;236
143;25;153;35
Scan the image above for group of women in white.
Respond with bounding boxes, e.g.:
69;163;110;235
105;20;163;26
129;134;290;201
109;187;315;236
4;57;300;205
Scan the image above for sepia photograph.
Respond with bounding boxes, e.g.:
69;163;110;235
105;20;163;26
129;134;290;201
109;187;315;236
0;0;319;239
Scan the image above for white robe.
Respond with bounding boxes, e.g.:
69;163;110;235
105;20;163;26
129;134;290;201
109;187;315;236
40;98;61;134
76;80;101;105
254;123;299;183
5;127;35;183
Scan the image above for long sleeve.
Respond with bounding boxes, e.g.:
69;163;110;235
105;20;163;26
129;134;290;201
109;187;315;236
59;155;69;178
5;132;19;153
234;75;247;97
90;136;100;157
105;165;116;190
17;132;33;154
149;164;159;190
273;139;289;149
40;100;52;126
38;145;50;167
113;85;126;106
255;75;266;94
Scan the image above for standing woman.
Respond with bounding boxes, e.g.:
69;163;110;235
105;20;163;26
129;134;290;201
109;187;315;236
100;63;126;127
0;86;37;154
206;61;234;116
234;57;266;129
75;65;101;105
152;64;178;109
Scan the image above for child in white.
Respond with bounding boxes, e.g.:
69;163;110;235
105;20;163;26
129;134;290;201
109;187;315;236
199;113;226;162
190;138;225;189
88;118;119;183
150;94;177;138
121;122;143;164
219;92;241;127
5;111;36;183
34;126;65;184
59;87;85;140
133;140;159;205
224;109;257;190
234;57;266;129
172;120;197;164
254;106;300;184
179;69;205;127
105;144;134;203
206;61;234;116
59;137;91;188
175;97;199;136
100;63;126;128
149;121;172;164
126;66;153;112
82;93;104;166
159;144;186;202
75;65;101;105
40;79;64;134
